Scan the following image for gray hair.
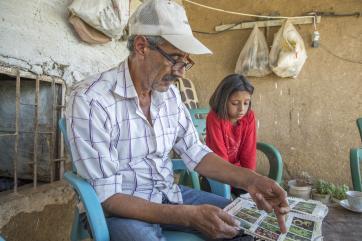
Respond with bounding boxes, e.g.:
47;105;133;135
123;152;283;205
127;35;165;52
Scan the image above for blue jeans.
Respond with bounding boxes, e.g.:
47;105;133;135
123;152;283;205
106;185;253;241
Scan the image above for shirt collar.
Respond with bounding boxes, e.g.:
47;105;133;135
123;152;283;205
113;59;167;108
113;59;138;99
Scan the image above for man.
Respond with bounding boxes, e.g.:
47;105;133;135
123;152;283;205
66;0;289;240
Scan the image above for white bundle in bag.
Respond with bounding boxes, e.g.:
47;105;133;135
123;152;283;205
269;20;307;78
69;0;130;40
235;25;271;77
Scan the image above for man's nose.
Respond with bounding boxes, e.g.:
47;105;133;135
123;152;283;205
172;66;186;78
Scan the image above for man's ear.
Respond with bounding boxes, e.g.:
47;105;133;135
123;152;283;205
133;35;148;56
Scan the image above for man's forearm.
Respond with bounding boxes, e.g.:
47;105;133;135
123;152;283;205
195;152;261;190
102;193;192;226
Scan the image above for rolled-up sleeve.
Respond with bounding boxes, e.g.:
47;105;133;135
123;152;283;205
173;103;212;171
66;91;121;202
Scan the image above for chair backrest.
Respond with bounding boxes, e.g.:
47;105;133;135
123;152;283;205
188;108;209;143
59;117;110;241
59;118;71;154
59;118;77;173
350;148;362;191
188;108;231;199
357;118;362;142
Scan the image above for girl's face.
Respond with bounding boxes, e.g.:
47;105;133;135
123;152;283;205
226;90;251;124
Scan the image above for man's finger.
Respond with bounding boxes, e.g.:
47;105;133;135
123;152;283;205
254;193;273;212
217;219;239;238
275;212;287;233
218;210;239;227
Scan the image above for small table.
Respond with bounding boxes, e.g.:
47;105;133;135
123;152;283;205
323;203;362;241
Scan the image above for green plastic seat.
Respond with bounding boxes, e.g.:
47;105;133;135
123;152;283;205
350;148;362;192
357;118;362;142
188;108;284;199
59;118;210;241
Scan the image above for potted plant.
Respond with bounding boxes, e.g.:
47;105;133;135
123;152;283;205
331;184;349;203
288;171;313;200
311;179;334;204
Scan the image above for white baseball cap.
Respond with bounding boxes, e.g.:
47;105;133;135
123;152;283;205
128;0;212;55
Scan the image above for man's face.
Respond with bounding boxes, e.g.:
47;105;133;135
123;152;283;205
145;41;189;92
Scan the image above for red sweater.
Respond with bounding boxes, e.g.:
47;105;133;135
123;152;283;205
206;110;256;170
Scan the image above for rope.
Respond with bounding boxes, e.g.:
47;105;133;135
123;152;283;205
183;0;315;20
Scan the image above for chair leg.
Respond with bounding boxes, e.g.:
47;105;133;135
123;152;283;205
70;208;91;241
70;209;80;241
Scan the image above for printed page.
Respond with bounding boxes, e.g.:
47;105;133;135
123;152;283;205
287;198;328;220
224;198;283;241
281;212;323;241
224;197;324;241
239;194;328;220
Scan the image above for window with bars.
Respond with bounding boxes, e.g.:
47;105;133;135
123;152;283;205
0;67;66;194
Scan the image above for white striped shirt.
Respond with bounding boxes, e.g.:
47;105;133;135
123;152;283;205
66;60;211;203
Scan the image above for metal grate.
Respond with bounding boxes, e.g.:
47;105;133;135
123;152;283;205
0;66;66;193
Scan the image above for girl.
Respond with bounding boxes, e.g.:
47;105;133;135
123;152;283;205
206;74;256;196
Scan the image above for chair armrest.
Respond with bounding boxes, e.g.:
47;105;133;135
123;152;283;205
257;142;283;184
172;159;200;190
206;178;231;200
350;148;362;192
64;171;110;241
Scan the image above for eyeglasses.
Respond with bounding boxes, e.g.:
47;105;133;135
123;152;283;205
154;45;194;71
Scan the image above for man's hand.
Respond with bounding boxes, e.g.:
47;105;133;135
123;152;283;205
183;204;240;239
247;175;290;233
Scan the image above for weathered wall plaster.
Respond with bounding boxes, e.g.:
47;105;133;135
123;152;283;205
0;0;129;86
184;0;362;185
0;181;74;230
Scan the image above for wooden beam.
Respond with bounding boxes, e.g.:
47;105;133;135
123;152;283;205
215;16;321;31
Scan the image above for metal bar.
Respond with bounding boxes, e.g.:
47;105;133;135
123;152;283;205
33;76;40;188
0;130;55;134
49;78;57;182
0;66;64;85
0;133;17;136
59;82;66;179
53;158;67;162
14;70;21;193
215;16;321;31
20;102;38;106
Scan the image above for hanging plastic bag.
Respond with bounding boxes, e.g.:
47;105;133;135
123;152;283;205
235;25;271;77
69;0;130;40
269;20;307;78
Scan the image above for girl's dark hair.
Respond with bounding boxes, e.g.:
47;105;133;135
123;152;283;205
209;74;254;119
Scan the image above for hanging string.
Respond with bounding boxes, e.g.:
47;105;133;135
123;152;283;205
313;15;318;30
183;0;315;20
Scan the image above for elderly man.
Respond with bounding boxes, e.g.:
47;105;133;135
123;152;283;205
66;0;289;240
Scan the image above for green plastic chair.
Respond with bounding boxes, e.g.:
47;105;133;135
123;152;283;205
357;118;362;142
188;108;284;198
350;148;362;192
59;118;207;241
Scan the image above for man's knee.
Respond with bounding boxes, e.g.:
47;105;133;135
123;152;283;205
107;217;166;241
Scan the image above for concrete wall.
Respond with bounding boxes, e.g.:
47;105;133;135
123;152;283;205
0;181;75;241
0;0;129;86
183;0;362;185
